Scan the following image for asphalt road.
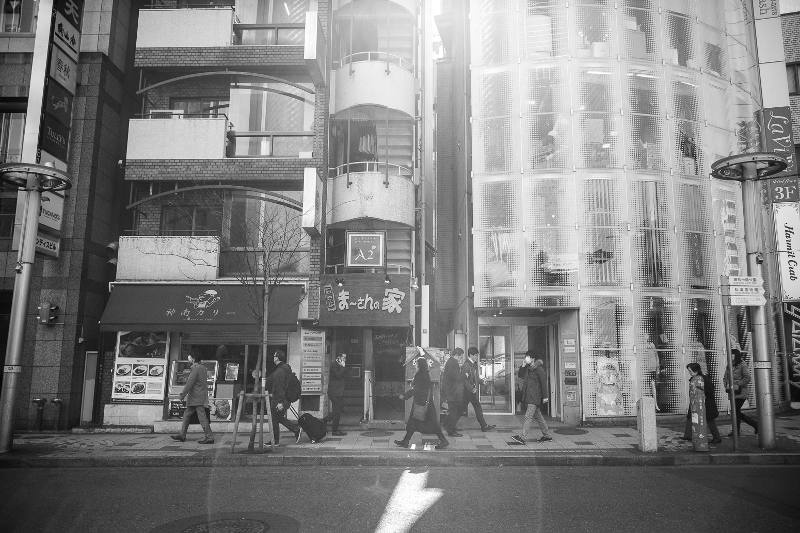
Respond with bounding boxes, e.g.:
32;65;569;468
1;466;798;532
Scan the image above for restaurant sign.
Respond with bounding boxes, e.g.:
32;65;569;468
319;274;411;327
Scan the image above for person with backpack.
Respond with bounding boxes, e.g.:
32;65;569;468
265;349;302;445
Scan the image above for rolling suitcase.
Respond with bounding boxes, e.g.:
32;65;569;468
290;406;326;443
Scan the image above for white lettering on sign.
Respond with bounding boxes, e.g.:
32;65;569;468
3;365;22;373
753;361;772;369
334;287;406;314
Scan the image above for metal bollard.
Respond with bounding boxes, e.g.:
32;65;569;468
51;398;63;430
31;398;47;431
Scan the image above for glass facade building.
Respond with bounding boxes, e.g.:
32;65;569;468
468;0;786;417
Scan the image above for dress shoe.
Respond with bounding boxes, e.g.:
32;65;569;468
198;437;214;444
332;431;347;436
538;435;553;442
435;440;449;450
481;424;496;432
447;432;463;437
709;438;722;445
679;437;692;441
394;439;409;448
170;435;186;442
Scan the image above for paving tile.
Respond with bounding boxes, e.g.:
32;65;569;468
475;444;496;450
612;433;632;437
573;441;594;445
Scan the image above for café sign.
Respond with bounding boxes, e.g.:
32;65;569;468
319;274;410;327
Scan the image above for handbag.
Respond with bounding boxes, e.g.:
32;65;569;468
411;387;433;422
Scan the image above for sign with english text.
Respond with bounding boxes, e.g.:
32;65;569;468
760;107;797;177
774;202;800;301
782;303;800;405
346;232;385;268
40;114;69;161
319;274;410;327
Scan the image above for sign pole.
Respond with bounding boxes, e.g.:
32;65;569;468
719;278;739;452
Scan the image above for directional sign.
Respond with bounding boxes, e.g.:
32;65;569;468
722;285;765;297
723;275;764;286
729;295;767;306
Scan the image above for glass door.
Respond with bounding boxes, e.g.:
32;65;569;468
478;326;513;413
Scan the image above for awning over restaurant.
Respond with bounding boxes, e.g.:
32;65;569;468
99;284;303;333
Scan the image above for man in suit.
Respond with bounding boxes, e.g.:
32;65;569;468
323;353;348;436
441;348;465;437
462;347;495;432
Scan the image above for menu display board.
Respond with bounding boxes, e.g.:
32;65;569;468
301;328;325;393
111;331;169;403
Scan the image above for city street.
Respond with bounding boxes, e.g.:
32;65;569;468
1;465;798;532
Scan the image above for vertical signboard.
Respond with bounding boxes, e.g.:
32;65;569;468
782;303;800;406
774;203;800;301
32;0;83;257
300;328;325;393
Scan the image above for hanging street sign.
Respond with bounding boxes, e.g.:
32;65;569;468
728;294;767;306
721;285;765;297
722;275;764;286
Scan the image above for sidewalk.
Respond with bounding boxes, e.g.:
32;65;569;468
2;410;800;468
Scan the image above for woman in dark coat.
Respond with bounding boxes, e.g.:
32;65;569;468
394;357;449;450
682;362;721;446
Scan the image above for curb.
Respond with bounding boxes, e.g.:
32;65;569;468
2;451;799;469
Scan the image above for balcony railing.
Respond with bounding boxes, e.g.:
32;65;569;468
335;51;413;73
230;131;314;158
330;161;412;184
219;249;310;277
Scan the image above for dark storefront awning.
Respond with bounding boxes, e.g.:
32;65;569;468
100;284;303;333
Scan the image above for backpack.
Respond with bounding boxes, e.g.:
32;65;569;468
286;370;302;403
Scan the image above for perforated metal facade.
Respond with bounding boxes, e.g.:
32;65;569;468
469;0;784;416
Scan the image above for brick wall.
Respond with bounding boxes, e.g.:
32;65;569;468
124;157;322;181
135;46;306;68
783;13;800;63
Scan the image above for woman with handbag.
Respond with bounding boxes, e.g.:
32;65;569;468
394;357;449;450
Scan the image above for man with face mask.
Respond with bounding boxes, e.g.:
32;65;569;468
512;353;552;444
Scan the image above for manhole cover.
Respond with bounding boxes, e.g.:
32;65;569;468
554;428;588;435
151;513;299;533
360;430;393;437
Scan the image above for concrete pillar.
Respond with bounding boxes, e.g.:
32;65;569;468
637;397;658;452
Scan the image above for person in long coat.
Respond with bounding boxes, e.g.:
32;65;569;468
512;354;552;444
394;357;449;449
440;348;465;437
172;354;214;444
682;362;721;450
723;349;758;435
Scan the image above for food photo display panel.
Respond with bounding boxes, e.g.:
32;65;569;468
111;331;170;403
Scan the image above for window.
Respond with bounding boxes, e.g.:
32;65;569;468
161;205;222;236
1;0;35;33
0;195;16;238
788;64;800;96
169;98;229;118
0;112;24;163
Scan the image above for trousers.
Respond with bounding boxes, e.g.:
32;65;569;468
521;403;550;440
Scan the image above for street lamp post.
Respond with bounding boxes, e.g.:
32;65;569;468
0;162;72;453
711;152;787;450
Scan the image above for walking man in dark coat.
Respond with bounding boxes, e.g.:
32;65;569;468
323;353;348;436
512;353;552;444
265;350;302;445
462;347;495;431
172;354;214;444
441;348;465;437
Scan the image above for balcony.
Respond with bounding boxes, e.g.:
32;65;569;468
137;8;236;48
116;235;220;281
334;0;416;15
332;57;416;117
327;163;415;227
126;114;314;160
134;8;326;83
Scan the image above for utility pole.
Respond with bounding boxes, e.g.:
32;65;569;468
711;152;787;450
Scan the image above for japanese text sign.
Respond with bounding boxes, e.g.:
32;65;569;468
319;274;410;327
